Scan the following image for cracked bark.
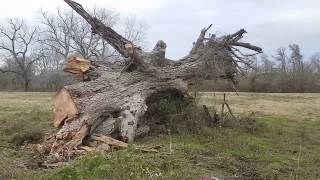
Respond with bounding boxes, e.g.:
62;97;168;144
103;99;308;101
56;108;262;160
45;0;262;161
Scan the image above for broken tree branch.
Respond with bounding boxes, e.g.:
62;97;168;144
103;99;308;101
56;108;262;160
231;42;263;52
63;0;134;58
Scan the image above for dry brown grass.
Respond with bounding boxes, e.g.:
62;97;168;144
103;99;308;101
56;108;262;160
0;92;53;110
197;92;320;121
2;91;318;121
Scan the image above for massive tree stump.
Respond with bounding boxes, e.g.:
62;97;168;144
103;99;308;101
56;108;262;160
46;0;262;161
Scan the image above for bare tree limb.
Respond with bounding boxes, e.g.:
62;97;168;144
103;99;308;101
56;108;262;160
0;68;22;75
190;24;213;54
64;0;133;58
230;42;263;52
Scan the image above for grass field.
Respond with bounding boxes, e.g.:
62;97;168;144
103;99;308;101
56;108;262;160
0;92;319;179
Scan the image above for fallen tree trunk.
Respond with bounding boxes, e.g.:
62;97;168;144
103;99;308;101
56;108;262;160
45;0;262;161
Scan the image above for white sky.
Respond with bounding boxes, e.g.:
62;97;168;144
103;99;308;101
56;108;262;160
0;0;319;59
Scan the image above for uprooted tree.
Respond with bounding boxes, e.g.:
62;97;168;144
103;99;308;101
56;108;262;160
44;0;262;161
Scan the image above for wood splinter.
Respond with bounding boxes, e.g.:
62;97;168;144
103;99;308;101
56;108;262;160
91;134;128;148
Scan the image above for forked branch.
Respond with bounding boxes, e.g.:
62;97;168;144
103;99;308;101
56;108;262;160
226;29;262;52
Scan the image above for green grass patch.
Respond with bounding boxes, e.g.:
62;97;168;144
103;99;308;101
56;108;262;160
0;93;53;179
47;116;320;179
0;92;319;179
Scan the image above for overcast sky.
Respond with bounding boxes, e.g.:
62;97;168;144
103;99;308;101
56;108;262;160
1;0;319;59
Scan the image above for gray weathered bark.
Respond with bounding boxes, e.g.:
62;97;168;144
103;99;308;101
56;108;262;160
46;0;262;161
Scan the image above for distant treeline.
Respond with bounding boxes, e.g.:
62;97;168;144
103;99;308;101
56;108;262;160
193;44;320;93
1;43;320;92
0;7;319;93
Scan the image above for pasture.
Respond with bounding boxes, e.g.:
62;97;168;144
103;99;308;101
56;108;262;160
0;92;319;179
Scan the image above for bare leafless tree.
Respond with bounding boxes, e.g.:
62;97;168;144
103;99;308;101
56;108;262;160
260;54;274;73
39;7;144;63
274;47;287;73
0;19;44;91
39;9;75;63
310;53;320;73
289;44;303;72
121;15;146;45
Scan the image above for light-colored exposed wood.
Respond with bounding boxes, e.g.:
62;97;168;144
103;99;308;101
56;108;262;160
52;88;78;127
63;56;92;80
119;110;137;143
91;134;128;148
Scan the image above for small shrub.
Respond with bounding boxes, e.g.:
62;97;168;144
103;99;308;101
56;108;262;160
141;90;211;135
7;120;45;146
239;116;259;133
219;113;264;134
11;130;44;146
